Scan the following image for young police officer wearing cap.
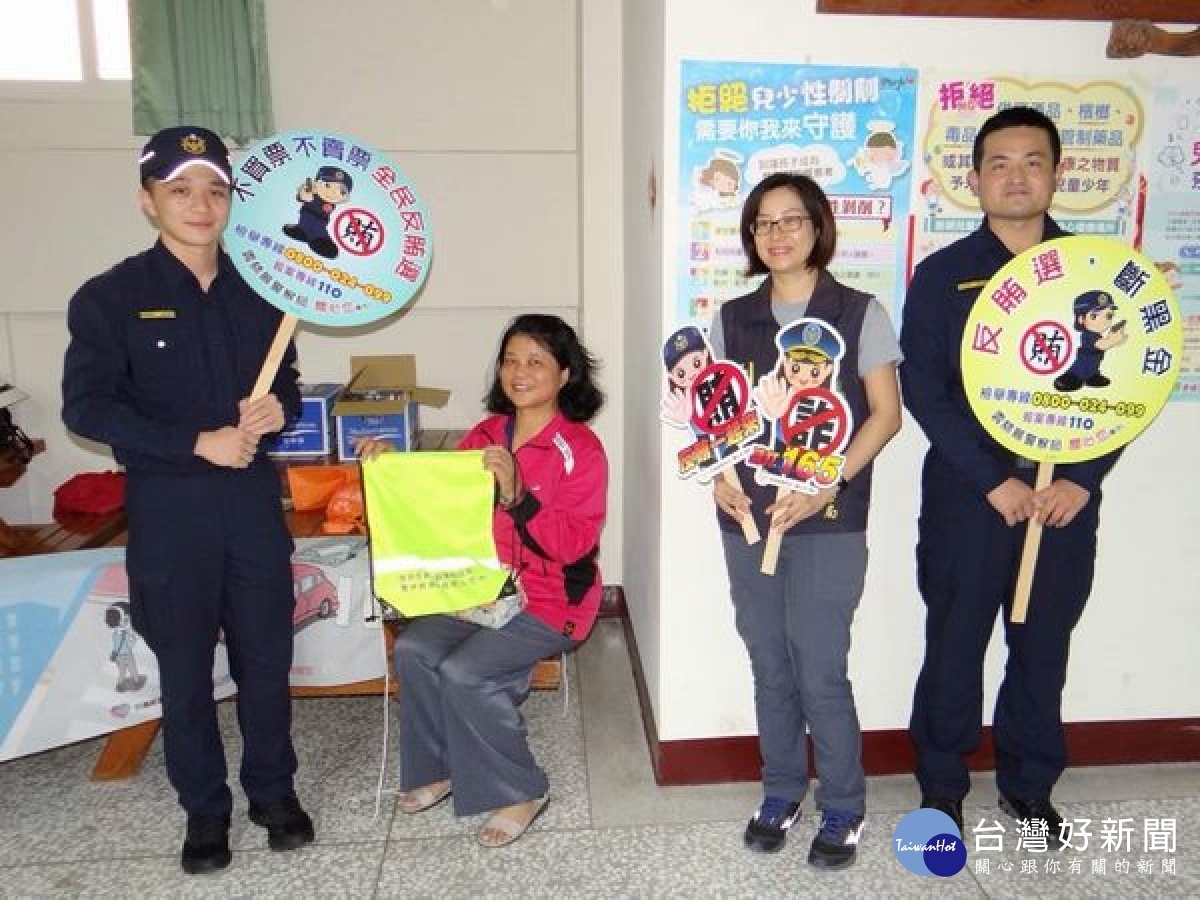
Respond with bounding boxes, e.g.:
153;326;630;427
900;107;1122;837
62;126;314;874
708;172;903;868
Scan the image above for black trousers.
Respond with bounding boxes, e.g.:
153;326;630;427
125;464;297;817
909;451;1100;802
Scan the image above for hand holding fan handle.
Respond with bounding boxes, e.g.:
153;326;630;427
250;314;300;400
1011;460;1054;624
759;485;788;575
721;468;761;545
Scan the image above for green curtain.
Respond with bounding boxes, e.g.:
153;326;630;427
130;0;274;143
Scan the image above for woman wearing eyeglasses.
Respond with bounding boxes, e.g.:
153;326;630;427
706;172;902;869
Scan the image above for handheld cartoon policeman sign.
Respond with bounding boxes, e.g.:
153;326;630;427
748;319;854;575
660;325;764;544
223;130;433;394
961;235;1182;622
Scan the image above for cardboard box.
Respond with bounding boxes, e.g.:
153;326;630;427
332;355;450;460
265;383;342;457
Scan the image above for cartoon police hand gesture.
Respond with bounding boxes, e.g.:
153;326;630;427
754;373;790;421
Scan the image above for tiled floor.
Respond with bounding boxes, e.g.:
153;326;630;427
2;618;1197;898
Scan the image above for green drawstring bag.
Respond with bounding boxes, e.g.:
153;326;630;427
362;451;508;617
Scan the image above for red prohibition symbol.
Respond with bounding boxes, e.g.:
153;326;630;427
333;207;386;257
779;387;849;455
1020;319;1074;376
689;362;748;435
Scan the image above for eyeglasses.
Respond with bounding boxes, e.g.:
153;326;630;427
750;214;810;236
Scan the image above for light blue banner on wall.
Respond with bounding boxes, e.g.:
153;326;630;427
677;60;918;327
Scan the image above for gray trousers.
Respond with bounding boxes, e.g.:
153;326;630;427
722;529;867;814
394;611;575;816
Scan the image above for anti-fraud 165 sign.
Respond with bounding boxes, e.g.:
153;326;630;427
226;130;432;327
962;236;1181;464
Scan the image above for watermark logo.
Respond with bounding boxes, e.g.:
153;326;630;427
893;808;967;877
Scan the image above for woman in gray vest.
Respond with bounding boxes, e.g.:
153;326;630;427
707;172;902;869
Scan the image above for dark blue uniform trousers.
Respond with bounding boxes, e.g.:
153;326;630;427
909;453;1100;802
125;464;298;817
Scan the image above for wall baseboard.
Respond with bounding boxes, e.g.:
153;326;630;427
618;615;1200;786
599;584;626;619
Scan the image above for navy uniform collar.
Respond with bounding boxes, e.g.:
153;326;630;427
977;214;1068;260
148;239;235;293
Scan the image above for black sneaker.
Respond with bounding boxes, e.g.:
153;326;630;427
808;808;865;869
181;813;231;875
920;795;964;833
998;792;1064;846
248;792;315;851
743;797;802;853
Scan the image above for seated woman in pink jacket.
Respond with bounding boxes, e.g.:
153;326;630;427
359;313;607;848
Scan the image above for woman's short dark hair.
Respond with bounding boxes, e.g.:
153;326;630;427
485;314;604;423
739;172;837;276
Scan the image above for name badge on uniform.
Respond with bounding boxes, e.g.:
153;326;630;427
138;309;176;319
956;279;988;292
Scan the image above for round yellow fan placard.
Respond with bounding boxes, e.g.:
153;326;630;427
961;236;1181;464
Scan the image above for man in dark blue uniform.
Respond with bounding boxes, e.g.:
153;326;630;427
62;126;314;874
899;107;1120;838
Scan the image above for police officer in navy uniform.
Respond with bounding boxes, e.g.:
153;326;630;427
1053;289;1127;392
62;126;314;874
900;107;1122;837
283;165;353;259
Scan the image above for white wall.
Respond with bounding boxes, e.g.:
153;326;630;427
3;0;1195;749
0;0;626;585
621;0;668;727
626;0;1200;741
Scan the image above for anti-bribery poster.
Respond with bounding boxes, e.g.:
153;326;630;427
678;61;917;326
226;129;432;328
912;75;1148;272
0;538;383;763
961;236;1182;462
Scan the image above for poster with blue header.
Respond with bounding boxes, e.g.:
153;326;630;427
677;61;918;328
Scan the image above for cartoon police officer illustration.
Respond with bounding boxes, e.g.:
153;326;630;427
282;165;354;259
756;318;845;428
105;601;148;693
661;325;714;428
752;318;852;483
1053;289;1128;392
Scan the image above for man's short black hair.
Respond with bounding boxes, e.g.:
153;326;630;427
972;106;1062;171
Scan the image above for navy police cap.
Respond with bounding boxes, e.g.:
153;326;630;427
663;325;707;368
139;126;231;185
1073;289;1117;317
315;166;354;191
777;319;844;361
